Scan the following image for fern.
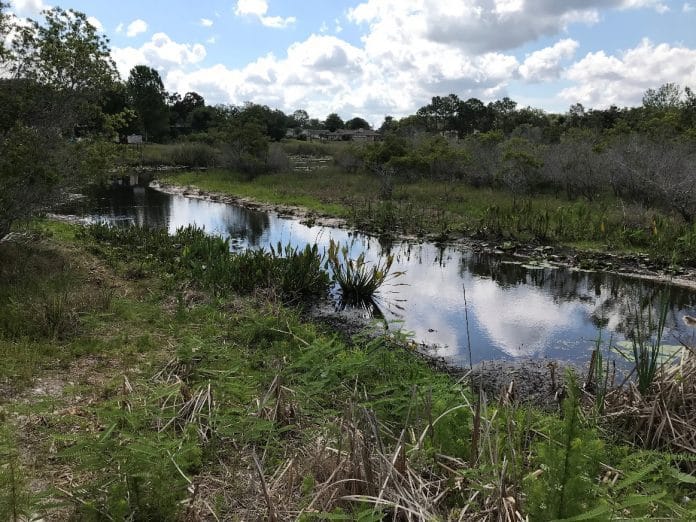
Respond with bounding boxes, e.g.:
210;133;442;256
0;425;34;522
524;370;604;521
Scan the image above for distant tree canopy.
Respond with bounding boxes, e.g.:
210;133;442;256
2;0;696;235
325;113;344;132
346;117;371;130
290;109;309;128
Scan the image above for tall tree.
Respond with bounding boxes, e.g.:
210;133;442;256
1;6;118;238
126;65;170;141
325;112;344;132
642;83;683;112
291;109;309;128
346;117;371;130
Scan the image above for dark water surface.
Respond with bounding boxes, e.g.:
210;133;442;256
68;185;696;367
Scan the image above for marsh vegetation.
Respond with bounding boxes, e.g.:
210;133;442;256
2;222;696;521
3;2;696;519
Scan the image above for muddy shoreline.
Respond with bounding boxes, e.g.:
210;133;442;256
151;181;696;291
63;180;669;405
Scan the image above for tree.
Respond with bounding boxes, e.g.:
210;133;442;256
234;103;287;141
454;97;492;136
324;113;344;132
500;137;543;195
346;117;370;130
291;109;309;128
1;5;117;238
10;7;116;104
489;96;518;133
378;116;397;134
126;65;170;141
642;83;683;112
0;1;9;62
171;91;205;123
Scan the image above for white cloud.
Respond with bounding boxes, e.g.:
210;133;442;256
126;19;148;38
560;39;696;107
519;38;579;82
235;0;267;16
115;22;124;34
258;15;296;28
114;0;696;124
200;18;214;27
86;16;103;32
234;0;296;28
684;2;695;12
621;0;669;13
10;0;48;17
319;21;328;33
112;32;206;79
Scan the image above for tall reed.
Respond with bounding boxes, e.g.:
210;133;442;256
630;294;669;395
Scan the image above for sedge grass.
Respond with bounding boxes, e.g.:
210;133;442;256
327;239;403;305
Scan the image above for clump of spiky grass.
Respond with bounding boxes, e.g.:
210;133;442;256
627;293;669;395
327;239;403;305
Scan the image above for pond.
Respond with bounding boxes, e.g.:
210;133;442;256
63;184;696;368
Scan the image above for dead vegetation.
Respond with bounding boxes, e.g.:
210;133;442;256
603;346;696;454
3;224;696;521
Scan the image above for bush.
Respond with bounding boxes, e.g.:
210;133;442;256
267;142;290;172
169;142;219;167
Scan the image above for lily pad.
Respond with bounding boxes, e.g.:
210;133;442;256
612;341;683;365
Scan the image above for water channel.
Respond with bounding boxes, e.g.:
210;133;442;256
64;185;696;368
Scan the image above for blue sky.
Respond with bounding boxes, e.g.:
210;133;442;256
8;0;696;125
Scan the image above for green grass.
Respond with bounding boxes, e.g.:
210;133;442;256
161;168;371;217
161;168;696;264
1;221;695;520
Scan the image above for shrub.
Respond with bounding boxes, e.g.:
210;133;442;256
169;142;219;167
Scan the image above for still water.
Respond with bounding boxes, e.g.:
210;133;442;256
69;185;696;367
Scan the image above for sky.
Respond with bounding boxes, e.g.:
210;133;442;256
7;0;696;126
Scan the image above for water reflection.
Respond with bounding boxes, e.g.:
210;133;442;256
73;186;696;367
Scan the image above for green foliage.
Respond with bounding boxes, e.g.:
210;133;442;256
169;141;219;167
325;112;345;132
127;65;170;141
62;412;201;520
0;425;34;522
525;371;604;521
3;228;696;520
627;293;669;395
0;6;117;238
9;7;117;99
81;224;330;302
327;239;402;305
500;137;544;194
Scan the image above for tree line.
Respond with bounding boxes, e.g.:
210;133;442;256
363;85;696;223
2;2;696;238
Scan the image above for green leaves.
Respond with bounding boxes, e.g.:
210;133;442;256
327;239;403;305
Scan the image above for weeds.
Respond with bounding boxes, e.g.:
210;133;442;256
81;224;330;303
629;293;670;394
3;223;696;520
327;239;403;305
0;426;34;522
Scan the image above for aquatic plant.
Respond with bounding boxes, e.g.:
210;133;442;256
630;294;669;395
82;223;331;303
327;239;403;305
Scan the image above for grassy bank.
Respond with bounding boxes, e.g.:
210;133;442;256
1;221;695;520
161;168;696;266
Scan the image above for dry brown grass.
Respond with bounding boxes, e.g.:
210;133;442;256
603;346;696;454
